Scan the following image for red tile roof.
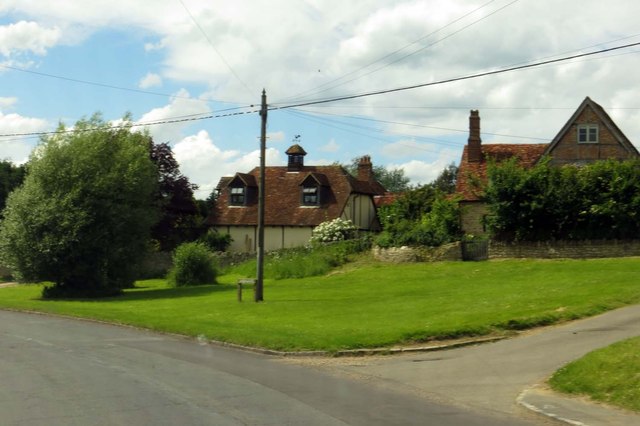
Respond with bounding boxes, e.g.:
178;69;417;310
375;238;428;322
209;165;386;226
456;144;548;201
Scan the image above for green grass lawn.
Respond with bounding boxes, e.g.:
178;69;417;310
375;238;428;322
549;336;640;412
0;258;638;351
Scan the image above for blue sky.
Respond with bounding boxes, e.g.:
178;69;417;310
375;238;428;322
1;0;640;198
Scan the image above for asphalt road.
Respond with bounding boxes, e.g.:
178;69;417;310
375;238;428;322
0;310;534;426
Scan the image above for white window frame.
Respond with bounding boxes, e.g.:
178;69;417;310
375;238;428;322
230;186;246;206
302;185;319;206
577;124;599;144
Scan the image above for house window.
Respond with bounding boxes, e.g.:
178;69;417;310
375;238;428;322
577;124;598;143
302;186;319;206
230;186;245;206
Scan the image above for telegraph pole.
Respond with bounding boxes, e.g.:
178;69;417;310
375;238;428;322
255;89;267;302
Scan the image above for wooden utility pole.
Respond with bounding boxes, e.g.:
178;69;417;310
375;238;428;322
255;89;267;302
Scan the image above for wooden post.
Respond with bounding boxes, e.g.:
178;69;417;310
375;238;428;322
255;89;267;302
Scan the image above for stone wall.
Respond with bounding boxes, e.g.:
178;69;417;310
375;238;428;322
372;242;462;263
489;240;640;259
372;240;640;263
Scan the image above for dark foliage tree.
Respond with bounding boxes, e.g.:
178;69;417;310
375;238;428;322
0;114;158;297
149;142;202;251
342;158;411;193
0;160;26;217
431;163;458;194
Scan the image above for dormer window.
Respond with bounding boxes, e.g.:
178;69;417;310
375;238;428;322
230;186;245;206
578;124;598;143
302;185;319;206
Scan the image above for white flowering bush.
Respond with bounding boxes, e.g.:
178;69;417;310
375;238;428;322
310;218;357;244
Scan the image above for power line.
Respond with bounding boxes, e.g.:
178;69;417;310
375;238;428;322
279;0;520;103
0;106;260;139
290;107;550;142
178;0;254;99
271;41;640;111
0;62;240;105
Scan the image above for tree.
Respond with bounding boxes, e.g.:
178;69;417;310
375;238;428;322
342;158;411;192
0;160;26;217
431;163;458;194
485;158;640;241
0;114;159;297
376;184;461;247
149;142;201;251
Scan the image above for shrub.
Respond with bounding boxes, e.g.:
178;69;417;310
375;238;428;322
168;242;217;287
310;218;357;244
375;195;461;248
199;229;233;252
226;236;372;280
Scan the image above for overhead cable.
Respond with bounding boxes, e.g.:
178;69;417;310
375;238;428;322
271;41;640;111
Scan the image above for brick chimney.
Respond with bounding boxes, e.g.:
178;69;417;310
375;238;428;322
467;110;482;163
357;155;373;181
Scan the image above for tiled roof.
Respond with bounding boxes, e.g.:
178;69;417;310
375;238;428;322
285;144;307;155
456;144;548;201
209;165;386;226
373;192;401;207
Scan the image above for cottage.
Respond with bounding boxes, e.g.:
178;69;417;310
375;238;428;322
208;145;386;252
456;97;640;234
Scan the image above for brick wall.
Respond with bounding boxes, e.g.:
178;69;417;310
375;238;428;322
460;201;489;235
548;106;636;166
489;240;640;259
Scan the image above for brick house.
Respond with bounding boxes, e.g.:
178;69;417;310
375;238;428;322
456;96;640;235
208;144;386;252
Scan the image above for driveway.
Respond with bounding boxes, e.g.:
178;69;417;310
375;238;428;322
291;304;640;424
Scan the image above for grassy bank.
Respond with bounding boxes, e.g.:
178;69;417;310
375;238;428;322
550;336;640;412
0;258;638;351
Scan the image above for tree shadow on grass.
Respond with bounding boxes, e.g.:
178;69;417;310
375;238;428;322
120;284;235;301
40;284;235;302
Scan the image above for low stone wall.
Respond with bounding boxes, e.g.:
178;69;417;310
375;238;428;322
489;240;640;259
372;242;462;263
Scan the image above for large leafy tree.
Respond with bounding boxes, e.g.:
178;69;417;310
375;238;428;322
0;160;26;216
149;142;200;251
342;158;411;193
0;115;159;297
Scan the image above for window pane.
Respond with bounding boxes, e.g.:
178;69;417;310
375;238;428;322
589;127;598;142
578;128;587;142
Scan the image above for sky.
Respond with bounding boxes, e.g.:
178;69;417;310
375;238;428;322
1;0;639;198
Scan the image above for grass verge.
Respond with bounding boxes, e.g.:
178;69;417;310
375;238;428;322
549;336;640;412
0;258;638;352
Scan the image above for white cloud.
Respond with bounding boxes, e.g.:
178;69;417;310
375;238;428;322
266;130;285;142
382;139;439;158
138;72;162;89
320;138;340;153
0;21;61;57
387;144;459;186
172;130;283;198
137;89;211;144
0;97;17;109
0;112;50;164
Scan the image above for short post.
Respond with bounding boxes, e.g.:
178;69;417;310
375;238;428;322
237;279;257;302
